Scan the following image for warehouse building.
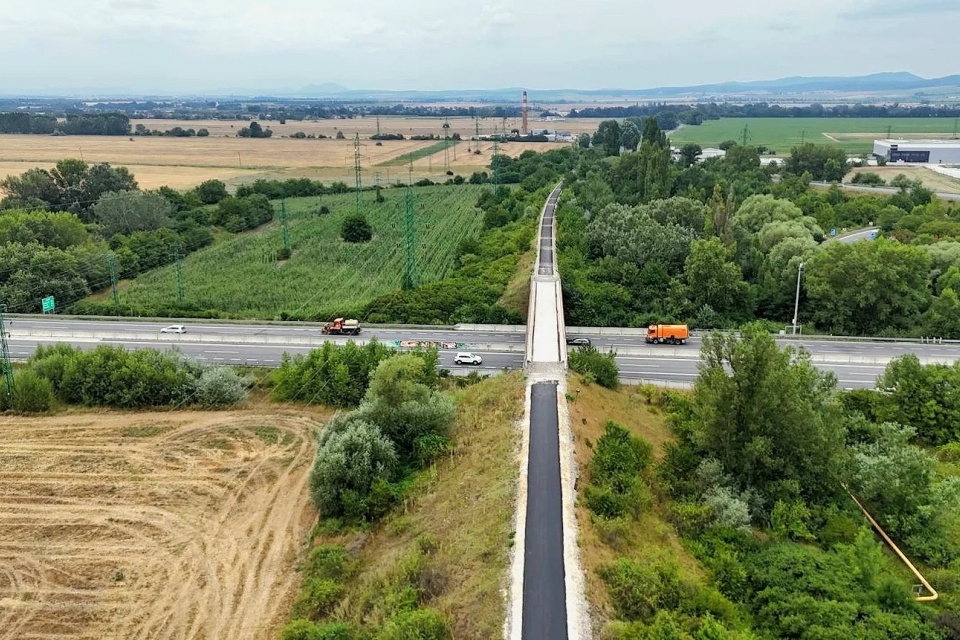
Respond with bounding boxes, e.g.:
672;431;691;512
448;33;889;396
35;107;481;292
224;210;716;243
873;139;960;164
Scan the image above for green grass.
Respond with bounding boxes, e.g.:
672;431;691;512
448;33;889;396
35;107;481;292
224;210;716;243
112;185;484;319
378;140;461;167
669;118;960;154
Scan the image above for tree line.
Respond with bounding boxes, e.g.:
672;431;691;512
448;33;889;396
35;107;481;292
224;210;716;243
581;328;960;638
0;112;131;135
0;161;286;313
560;117;960;337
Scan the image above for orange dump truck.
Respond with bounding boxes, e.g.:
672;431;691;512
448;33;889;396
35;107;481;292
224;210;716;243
646;324;689;345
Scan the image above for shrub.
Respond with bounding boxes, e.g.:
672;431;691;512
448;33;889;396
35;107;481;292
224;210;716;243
593;516;633;551
309;420;398;520
295;577;345;619
341;214;373;243
569;345;619;389
601;561;654;621
282;621;355;640
194;366;249;407
306;544;355;582
375;608;451;640
851;172;885;186
7;369;54;413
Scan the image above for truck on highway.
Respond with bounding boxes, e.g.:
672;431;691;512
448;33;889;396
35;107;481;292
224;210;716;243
646;324;688;345
321;317;361;335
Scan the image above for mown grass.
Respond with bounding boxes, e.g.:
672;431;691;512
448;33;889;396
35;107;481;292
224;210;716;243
670;117;960;154
290;372;525;637
111;184;484;319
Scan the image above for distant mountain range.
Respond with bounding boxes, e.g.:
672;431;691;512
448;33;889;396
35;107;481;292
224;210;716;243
284;72;960;101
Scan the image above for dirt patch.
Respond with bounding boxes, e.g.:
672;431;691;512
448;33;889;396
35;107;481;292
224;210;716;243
0;408;327;640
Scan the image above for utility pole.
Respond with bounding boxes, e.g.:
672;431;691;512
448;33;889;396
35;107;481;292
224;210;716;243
106;254;119;305
0;295;13;398
492;128;501;187
402;157;418;290
887;125;893;139
173;242;185;303
280;200;291;254
443;118;451;174
376;115;381;138
475;117;481;154
792;262;804;335
354;133;363;217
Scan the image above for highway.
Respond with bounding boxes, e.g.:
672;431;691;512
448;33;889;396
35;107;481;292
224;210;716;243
6;317;960;389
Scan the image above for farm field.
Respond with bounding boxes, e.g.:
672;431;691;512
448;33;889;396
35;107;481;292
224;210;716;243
112;184;485;318
0;407;325;640
669;117;960;154
0;117;579;190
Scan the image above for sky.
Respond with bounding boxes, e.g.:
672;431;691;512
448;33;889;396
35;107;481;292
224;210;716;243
1;0;959;95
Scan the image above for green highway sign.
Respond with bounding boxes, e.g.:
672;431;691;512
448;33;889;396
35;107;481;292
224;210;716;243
41;296;55;313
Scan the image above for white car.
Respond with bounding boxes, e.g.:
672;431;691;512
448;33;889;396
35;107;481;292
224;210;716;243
454;352;482;366
159;324;186;334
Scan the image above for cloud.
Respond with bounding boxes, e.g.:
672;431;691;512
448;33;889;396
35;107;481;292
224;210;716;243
841;0;960;19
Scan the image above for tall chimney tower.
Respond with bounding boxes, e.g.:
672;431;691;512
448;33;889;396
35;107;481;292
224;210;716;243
522;90;528;136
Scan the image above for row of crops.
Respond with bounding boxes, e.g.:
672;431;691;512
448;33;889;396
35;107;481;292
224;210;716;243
114;185;485;319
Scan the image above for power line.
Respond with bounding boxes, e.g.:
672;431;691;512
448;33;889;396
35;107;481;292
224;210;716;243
0;295;14;397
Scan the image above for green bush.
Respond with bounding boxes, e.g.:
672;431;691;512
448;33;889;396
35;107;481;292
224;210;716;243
272;340;395;407
569;345;619;389
375;608;451;640
9;369;55;413
295;577;345;619
281;620;356;640
306;545;355;582
341;214;373;243
309;420;398;520
27;343;246;409
598;558;661;621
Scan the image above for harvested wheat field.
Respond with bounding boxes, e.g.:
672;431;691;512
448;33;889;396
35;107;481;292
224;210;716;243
0;408;326;640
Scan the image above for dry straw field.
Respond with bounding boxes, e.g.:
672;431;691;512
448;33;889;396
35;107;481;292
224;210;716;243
0;115;590;190
0;408;325;640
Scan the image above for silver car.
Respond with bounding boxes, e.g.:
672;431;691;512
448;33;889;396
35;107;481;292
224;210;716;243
454;352;482;365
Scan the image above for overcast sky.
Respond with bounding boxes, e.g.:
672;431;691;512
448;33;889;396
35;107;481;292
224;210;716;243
2;0;958;95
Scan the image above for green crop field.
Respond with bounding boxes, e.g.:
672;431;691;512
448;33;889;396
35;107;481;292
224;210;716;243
377;140;462;166
113;184;485;318
669;118;960;154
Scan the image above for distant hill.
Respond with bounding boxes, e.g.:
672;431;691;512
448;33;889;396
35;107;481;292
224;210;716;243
285;73;960;102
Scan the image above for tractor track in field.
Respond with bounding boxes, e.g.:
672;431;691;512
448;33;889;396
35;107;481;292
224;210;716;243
0;408;325;640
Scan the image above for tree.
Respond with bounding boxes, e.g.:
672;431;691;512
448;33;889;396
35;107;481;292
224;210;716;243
924;288;960;338
878;355;960;446
194;179;228;205
196;128;210;137
805;239;932;335
569;345;619;388
309;419;398;519
588;202;697;274
578;133;591;149
594;120;622;156
679;143;702;167
93;190;174;236
784;143;849;181
620;120;641;152
679;238;753;320
237;121;273;138
687;326;847;512
341;214;373;243
641;117;667;148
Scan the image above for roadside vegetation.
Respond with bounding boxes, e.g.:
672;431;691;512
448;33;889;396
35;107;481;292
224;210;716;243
282;365;524;639
571;327;960;639
562;116;960;337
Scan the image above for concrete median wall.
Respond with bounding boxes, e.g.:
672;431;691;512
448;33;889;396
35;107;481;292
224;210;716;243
10;329;526;353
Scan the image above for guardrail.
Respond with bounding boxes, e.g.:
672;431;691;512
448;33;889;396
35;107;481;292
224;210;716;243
9;329;526;353
567;326;960;346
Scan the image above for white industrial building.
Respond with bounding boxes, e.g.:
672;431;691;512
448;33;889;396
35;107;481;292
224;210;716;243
873;139;960;164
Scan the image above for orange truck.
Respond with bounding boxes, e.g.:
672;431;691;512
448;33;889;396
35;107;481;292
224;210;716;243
646;324;689;345
321;317;361;335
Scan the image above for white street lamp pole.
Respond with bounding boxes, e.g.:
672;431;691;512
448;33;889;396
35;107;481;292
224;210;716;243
792;262;804;335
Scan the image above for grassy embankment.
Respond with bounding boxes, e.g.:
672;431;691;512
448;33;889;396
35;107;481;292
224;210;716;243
288;372;525;638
